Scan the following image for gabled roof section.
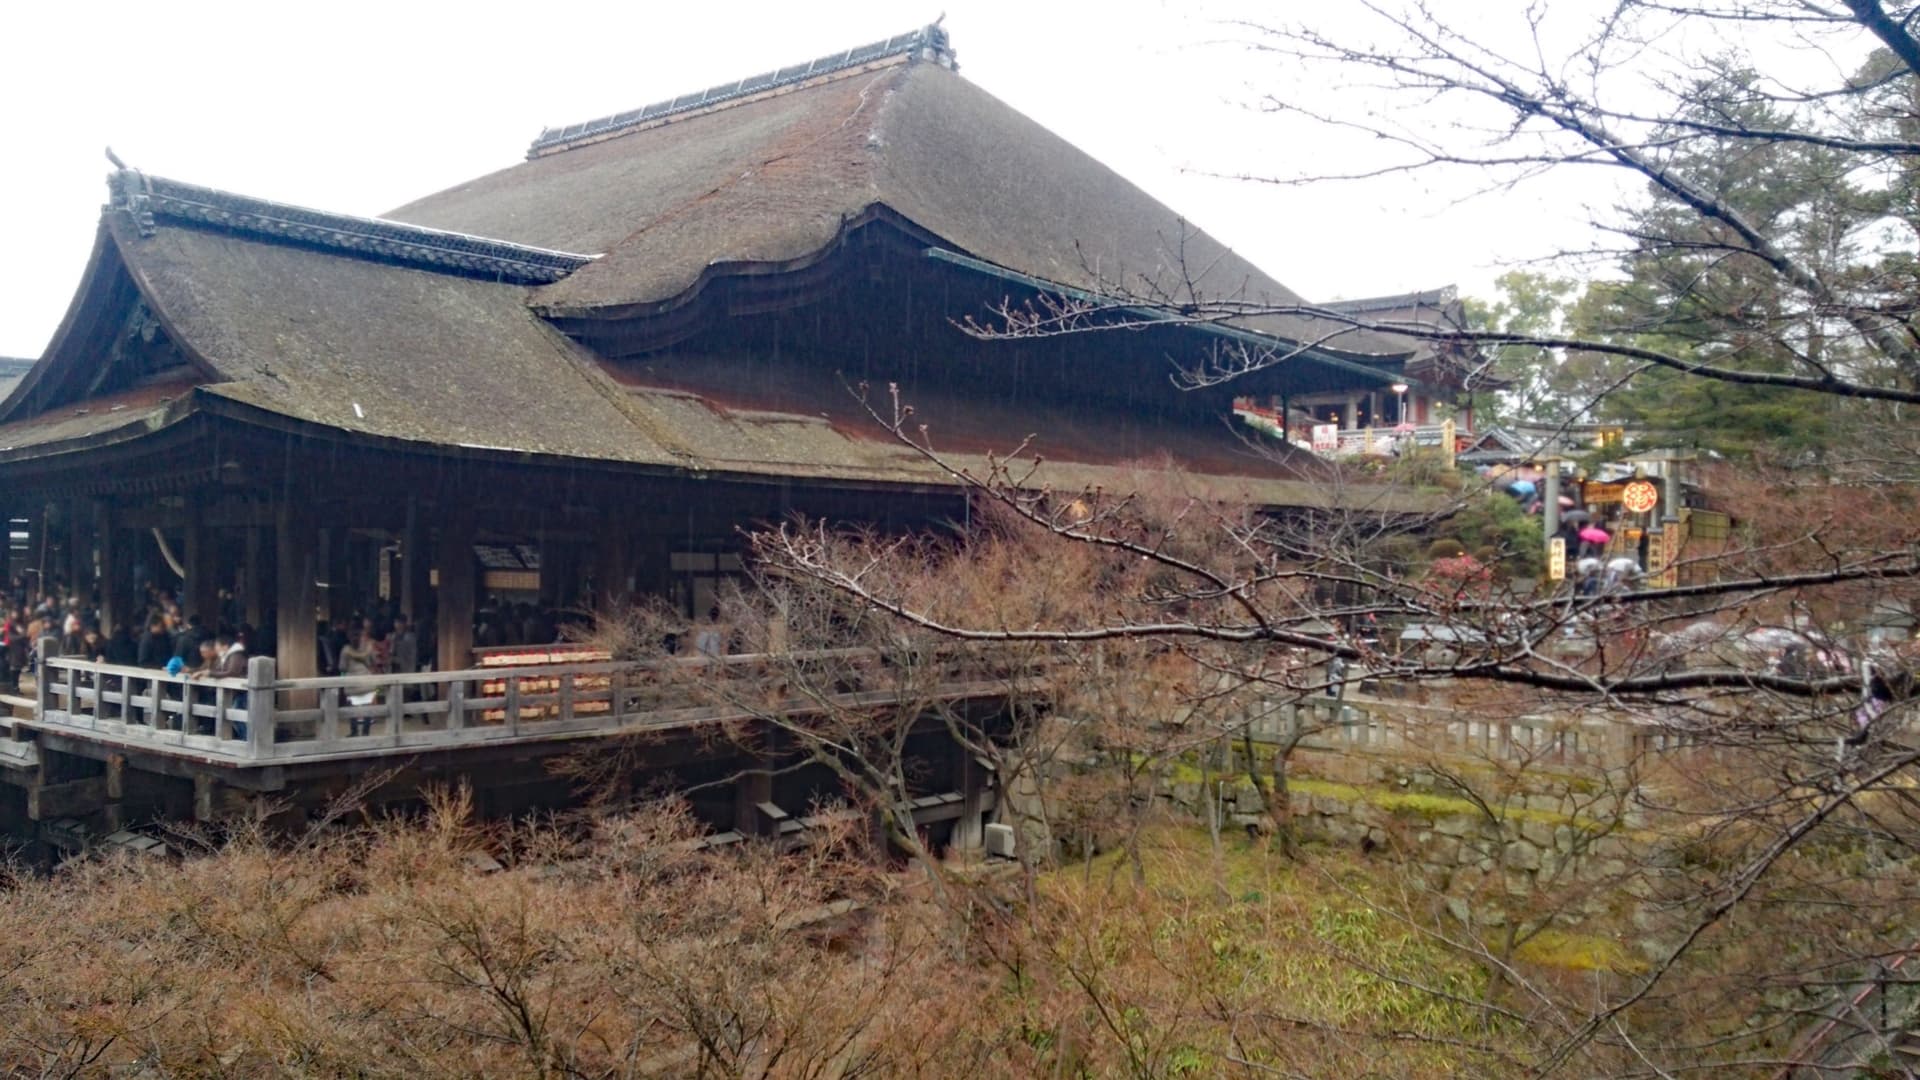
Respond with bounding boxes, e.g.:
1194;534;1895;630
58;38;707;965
386;27;1413;358
528;23;956;158
109;171;595;285
110;214;682;467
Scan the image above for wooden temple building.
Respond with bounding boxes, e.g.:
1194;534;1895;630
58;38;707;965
0;25;1474;845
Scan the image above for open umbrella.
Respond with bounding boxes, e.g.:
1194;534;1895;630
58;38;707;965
1557;495;1576;509
1578;526;1611;546
1561;509;1591;525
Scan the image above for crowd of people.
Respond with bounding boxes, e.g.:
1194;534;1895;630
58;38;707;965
0;578;602;689
0;577;263;693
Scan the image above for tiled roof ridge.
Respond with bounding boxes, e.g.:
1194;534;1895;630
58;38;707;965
526;21;956;159
107;170;597;285
1321;286;1458;314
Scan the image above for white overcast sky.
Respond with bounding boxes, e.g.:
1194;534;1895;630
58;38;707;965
0;0;1640;359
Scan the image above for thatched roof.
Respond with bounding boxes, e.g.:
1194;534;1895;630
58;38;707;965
0;26;1455;513
0;201;1437;511
388;27;1410;357
119;218;681;467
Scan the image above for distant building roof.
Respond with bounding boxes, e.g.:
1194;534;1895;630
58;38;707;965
1321;287;1459;317
1459;423;1627;464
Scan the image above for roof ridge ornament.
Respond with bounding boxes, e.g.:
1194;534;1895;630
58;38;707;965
106;160;157;237
526;21;957;159
104;170;596;285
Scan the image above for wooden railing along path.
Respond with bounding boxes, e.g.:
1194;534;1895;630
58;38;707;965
29;639;1034;767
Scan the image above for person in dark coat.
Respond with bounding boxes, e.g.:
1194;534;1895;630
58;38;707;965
104;624;138;667
172;614;208;663
137;617;173;668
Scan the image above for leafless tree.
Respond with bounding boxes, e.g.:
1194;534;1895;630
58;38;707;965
732;4;1920;1063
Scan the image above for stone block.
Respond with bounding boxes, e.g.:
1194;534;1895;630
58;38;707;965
1503;840;1542;871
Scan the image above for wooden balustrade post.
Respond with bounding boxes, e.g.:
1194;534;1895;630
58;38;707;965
34;637;56;718
320;687;340;745
245;656;274;759
386;680;405;739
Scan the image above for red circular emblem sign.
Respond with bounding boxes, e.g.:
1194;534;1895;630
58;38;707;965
1621;480;1659;514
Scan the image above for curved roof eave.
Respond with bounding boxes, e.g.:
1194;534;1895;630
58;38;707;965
917;246;1433;392
0;223;126;424
532;207;1431;393
532;203;931;324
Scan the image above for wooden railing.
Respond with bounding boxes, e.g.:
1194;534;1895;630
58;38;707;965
31;641;1043;766
37;654;266;760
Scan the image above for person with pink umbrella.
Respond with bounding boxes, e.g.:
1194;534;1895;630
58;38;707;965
1577;524;1611;558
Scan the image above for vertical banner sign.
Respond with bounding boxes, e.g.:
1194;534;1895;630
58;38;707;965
1655;526;1681;588
1440;418;1456;469
1549;536;1566;581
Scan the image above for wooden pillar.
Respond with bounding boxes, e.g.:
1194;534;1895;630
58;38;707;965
274;504;318;680
97;502;134;636
32;499;50;599
734;765;776;838
66;499;91;606
951;748;986;852
184;504;220;626
733;731;781;838
242;526;265;630
319;528;352;625
594;527;631;611
436;510;476;674
400;497;427;621
633;535;673;603
539;535;580;610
